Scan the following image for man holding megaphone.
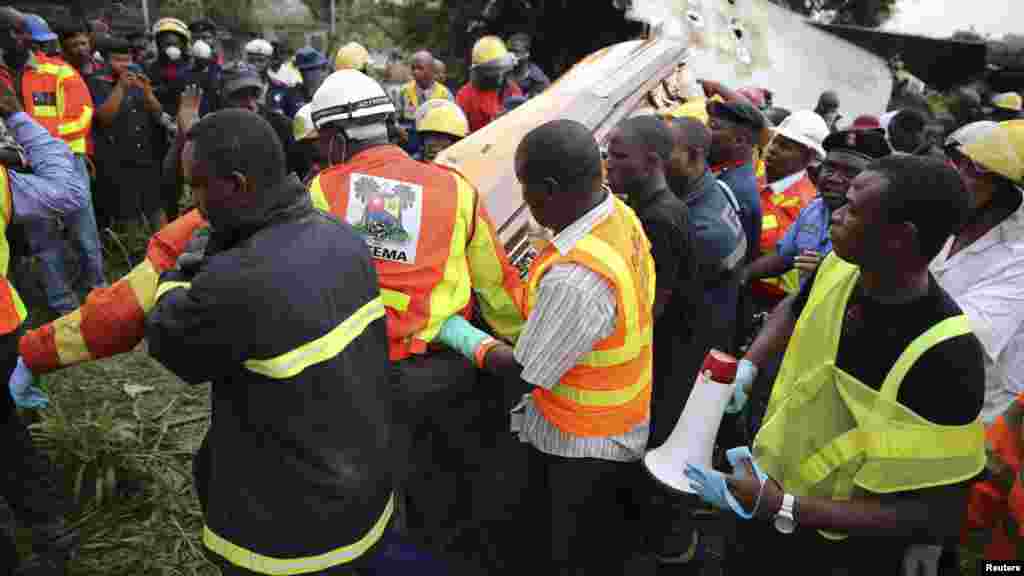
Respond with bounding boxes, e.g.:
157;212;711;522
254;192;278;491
685;155;988;574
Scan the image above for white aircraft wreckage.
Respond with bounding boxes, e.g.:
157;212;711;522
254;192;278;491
435;0;892;276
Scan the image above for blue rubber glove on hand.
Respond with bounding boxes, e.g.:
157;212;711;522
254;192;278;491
685;446;768;520
724;359;757;414
9;357;47;409
437;315;493;361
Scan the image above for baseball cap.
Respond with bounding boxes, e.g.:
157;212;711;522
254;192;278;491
221;62;264;96
822;128;892;160
23;13;56;43
707;99;766;132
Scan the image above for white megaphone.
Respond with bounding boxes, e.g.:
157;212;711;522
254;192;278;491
644;350;738;494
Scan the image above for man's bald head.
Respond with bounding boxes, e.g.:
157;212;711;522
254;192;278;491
667;117;712;190
516;120;604;230
615;115;673;163
411;50;435;88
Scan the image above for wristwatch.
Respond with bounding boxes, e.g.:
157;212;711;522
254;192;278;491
773;493;796;534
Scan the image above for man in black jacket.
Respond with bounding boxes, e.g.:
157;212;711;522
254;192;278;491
145;109;397;575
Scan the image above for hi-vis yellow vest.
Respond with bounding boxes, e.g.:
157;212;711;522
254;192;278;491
752;253;985;539
0;168;27;334
399;81;451;122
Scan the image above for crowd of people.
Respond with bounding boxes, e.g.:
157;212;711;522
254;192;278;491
1;5;1023;576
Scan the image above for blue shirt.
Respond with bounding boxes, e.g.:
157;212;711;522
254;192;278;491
6;112;84;221
776;197;833;267
715;160;761;263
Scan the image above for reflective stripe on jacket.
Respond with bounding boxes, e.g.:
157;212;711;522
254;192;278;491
753;253;986;540
399;80;451;122
0;168;26;334
20;52;94;155
755;173;817;300
309;145;523;360
525;196;655;437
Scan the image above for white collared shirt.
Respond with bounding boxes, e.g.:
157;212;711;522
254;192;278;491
931;200;1024;422
512;193;649;461
767;170;807;195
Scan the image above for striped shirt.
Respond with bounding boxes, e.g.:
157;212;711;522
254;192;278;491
513;193;650;462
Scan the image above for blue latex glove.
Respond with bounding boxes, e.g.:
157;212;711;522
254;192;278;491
9;357;48;409
684;446;769;520
437;315;493;361
724;358;758;414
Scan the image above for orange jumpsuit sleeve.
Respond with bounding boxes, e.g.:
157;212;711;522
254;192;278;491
20;210;207;374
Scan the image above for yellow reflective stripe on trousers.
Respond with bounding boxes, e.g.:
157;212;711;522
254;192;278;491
551;362;650;406
579;324;651;368
308;177;330;213
380;289;410;312
204;493;394;575
797;424;985;488
244;297;385;379
155;281;191;302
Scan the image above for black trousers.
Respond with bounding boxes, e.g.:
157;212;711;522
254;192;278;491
389;350;481;549
526;448;643;575
0;330;68;573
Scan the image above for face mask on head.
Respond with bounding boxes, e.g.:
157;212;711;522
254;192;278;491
164;45;181;61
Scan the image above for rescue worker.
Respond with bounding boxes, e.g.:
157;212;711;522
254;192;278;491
125;29;149;66
0;60;86;576
22;14;58;58
933;121;1024;560
733;128;892;439
395;50;452;156
456;36;522;133
57;22;96;77
307;69;523;550
507;33;550;99
414;99;468;162
815;89;841;132
693;155;986;573
145;108;397;576
146;17;192;121
245;38;287;114
0;7;106;317
334;41;370;73
435;118;654;573
290;46;329;117
188;18;221;65
741;110;828;308
189;39;221;116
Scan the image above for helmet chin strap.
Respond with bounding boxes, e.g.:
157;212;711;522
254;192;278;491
328;129;349;166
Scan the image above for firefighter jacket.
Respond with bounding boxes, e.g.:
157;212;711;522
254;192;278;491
145;178;394;573
17;52;94;155
309;145;523;360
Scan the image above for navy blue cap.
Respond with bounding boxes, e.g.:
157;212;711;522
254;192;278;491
294;47;328;71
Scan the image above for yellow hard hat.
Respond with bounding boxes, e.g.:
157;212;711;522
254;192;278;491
992;92;1023;113
415;99;469;139
961;119;1024;183
153;17;191;43
335;42;369;71
471;36;515;70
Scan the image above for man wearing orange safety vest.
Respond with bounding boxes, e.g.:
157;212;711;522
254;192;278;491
741;110;828;307
305;69;523;550
0;8;105;318
436;119;655;573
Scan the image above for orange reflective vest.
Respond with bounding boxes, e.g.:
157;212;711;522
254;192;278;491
754;173;817;301
0;168;27;335
310;145;523;361
524;196;655;437
19;52;94;155
399;80;452;122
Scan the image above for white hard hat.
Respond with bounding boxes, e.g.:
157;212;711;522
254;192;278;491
311;69;396;129
946;120;999;149
771;110;828;160
191;40;212;60
245;38;273;57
